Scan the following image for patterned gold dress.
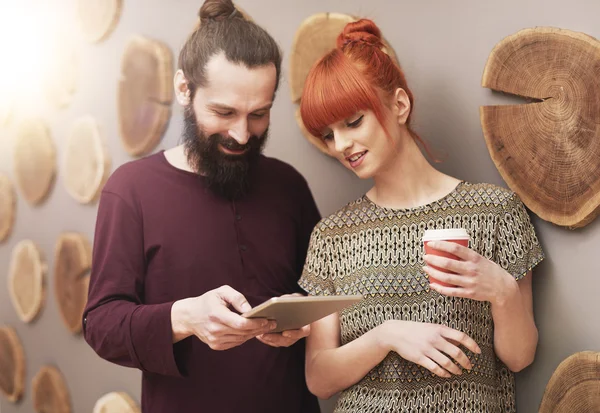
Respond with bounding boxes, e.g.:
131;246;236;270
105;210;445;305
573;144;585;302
299;182;544;413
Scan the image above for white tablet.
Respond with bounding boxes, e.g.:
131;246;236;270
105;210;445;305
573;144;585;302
242;295;363;333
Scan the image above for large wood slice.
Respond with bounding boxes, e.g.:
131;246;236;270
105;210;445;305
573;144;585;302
45;32;78;109
8;240;46;323
63;116;111;204
0;173;16;242
32;366;71;413
93;392;141;413
77;0;122;43
118;35;173;157
0;326;25;403
539;351;600;412
13;118;56;205
480;27;600;228
54;233;92;334
290;13;398;155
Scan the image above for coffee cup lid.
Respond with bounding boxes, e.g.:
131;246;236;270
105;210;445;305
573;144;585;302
422;228;470;242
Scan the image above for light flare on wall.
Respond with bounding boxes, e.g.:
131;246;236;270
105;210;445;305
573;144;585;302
0;4;74;119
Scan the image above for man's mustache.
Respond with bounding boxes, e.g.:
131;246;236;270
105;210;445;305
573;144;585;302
217;135;260;152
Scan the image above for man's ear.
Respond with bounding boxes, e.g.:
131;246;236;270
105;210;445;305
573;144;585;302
174;69;192;106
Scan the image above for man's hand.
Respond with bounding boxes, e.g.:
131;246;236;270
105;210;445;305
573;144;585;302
172;285;276;350
256;325;311;348
256;293;311;348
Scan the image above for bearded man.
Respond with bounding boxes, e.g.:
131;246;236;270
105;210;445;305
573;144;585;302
82;1;321;412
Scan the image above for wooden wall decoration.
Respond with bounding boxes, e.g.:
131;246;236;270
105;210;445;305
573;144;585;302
63;116;111;204
481;27;600;228
77;0;123;43
45;32;78;109
32;366;71;413
93;392;141;413
0;173;16;242
13;118;56;205
8;240;46;323
0;326;25;403
289;12;398;155
54;233;92;334
118;35;173;157
539;351;600;412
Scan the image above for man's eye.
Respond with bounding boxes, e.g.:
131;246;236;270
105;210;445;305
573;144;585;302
216;111;233;117
347;115;364;128
250;112;267;119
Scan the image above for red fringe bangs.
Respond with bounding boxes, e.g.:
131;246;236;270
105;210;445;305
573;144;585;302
300;50;381;138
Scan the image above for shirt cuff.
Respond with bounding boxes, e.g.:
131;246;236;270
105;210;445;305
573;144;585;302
127;301;186;378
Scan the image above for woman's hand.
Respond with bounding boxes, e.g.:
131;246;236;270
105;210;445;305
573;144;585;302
423;241;518;305
376;320;481;378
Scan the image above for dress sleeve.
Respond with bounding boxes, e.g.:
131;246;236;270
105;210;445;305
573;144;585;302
494;193;545;280
298;226;337;296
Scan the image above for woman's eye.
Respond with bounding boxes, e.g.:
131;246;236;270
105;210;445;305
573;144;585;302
347;115;364;128
322;132;334;141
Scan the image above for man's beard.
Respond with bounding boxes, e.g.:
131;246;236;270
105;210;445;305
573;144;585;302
182;107;268;200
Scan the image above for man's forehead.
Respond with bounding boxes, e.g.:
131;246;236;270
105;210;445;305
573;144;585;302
196;55;276;112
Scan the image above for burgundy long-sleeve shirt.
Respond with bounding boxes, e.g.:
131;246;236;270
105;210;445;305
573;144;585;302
83;151;322;413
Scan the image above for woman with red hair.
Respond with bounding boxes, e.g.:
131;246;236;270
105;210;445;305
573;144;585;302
298;18;544;412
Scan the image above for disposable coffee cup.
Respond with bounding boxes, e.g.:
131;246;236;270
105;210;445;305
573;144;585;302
422;229;470;287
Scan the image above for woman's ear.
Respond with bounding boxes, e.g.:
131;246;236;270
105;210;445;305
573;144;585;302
174;69;192;106
393;88;411;125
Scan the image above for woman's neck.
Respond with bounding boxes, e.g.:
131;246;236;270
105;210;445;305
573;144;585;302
367;133;460;209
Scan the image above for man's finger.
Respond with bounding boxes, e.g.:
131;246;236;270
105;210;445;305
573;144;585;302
216;309;275;334
217;285;252;313
282;325;310;339
257;333;296;348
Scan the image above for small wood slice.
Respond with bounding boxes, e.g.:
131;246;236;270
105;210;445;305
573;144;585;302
54;233;92;334
539;351;600;413
0;174;16;242
481;27;600;228
118;35;173;157
290;13;354;103
32;366;71;413
0;326;25;403
77;0;122;43
93;392;141;413
13;118;56;205
45;32;78;109
289;12;398;103
8;240;46;323
63;116;111;204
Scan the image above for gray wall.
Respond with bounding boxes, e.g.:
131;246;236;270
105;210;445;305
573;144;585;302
1;0;599;412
